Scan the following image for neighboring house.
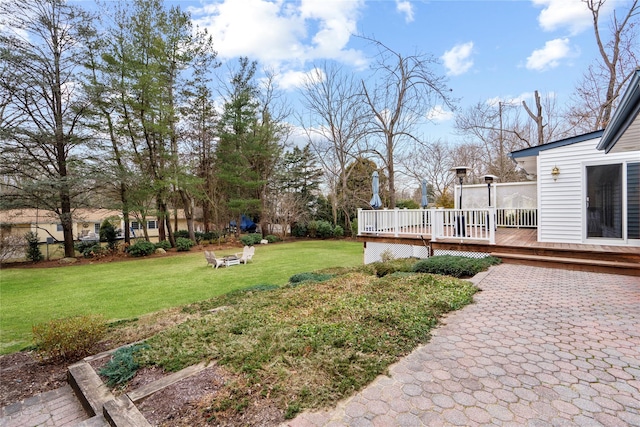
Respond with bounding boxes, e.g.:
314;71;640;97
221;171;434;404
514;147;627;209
509;69;640;246
0;208;195;243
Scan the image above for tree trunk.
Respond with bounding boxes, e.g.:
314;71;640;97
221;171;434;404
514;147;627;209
179;189;196;241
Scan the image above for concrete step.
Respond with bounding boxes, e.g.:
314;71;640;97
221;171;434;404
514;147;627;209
67;361;151;427
104;396;151;427
73;414;110;427
490;252;640;276
67;362;114;417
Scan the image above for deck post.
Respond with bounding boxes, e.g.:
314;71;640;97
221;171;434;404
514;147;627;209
357;208;362;235
489;207;496;244
431;209;440;242
394;208;399;237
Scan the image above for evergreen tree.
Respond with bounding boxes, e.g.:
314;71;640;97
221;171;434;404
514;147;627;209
215;58;284;234
24;232;43;262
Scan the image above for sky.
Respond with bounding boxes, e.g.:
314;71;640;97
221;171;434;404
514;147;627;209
169;0;634;142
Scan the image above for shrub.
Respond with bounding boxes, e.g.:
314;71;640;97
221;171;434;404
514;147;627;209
99;220;118;250
380;249;395;262
75;241;103;258
306;220;333;239
155;240;171;250
175;237;195;251
99;344;149;387
240;233;262;246
174;230;190;239
0;234;27;263
396;199;420;209
24;231;43;262
32;315;106;361
127;240;155;257
317;221;334;238
350;219;358;237
372;258;416;277
288;272;334;285
291;223;307;238
265;234;279;243
413;255;501;278
202;231;220;241
333;225;344;238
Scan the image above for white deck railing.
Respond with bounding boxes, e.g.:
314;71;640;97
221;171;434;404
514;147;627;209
358;208;538;244
358;208;497;244
496;209;538;228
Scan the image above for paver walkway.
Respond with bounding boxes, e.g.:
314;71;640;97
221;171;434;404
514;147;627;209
286;264;640;426
0;385;87;427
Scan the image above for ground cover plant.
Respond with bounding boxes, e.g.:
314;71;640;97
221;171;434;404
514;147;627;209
0;240;363;354
413;255;501;277
133;268;478;423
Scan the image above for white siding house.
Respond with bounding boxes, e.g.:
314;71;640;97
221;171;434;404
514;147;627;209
510;69;640;246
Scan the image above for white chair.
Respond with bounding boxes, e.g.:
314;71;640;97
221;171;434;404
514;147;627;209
235;246;255;264
204;251;225;269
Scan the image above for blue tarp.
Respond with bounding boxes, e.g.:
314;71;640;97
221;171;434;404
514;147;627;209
230;215;257;232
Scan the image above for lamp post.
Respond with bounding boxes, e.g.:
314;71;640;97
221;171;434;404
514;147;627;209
450;166;469;236
450;166;469;208
483;174;498;231
483;174;498;207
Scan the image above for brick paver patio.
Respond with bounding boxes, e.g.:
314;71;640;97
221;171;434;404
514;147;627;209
286;264;640;426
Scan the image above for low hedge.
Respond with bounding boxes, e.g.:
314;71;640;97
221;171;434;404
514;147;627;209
413;255;501;278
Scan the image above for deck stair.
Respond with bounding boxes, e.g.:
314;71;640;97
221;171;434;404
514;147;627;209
430;241;640;276
488;250;640;276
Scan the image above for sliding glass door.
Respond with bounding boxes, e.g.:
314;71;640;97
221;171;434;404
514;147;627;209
586;164;622;239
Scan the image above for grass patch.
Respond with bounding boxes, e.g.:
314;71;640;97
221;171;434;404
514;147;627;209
0;240;363;354
136;269;478;420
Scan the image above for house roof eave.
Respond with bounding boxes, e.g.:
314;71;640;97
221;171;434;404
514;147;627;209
509;129;605;159
596;68;640;154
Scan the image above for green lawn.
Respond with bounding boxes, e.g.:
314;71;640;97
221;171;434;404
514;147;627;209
0;240;363;354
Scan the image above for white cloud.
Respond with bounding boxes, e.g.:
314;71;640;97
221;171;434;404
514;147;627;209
486;92;533;107
526;38;571;71
396;0;414;23
441;42;474;76
426;105;454;122
531;0;614;35
486;91;557;108
190;0;366;68
274;67;325;91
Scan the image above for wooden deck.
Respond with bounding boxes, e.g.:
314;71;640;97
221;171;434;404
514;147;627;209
357;228;640;276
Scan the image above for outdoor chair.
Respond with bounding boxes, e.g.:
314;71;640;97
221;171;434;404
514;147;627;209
235;246;255;264
204;250;225;269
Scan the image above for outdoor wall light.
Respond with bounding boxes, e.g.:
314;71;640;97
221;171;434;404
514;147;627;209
551;166;560;181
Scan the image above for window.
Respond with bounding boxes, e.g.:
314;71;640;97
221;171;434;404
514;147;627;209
57;224;63;232
94;223;100;234
147;220;158;230
130;222;140;230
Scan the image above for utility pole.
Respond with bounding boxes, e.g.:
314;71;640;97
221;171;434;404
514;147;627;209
499;102;504;180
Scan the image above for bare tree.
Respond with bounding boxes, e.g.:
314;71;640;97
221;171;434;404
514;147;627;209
0;0;94;257
298;63;369;230
401;139;455;205
455;101;526;180
359;36;455;208
566;0;639;131
455;91;565;181
522;90;546;146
